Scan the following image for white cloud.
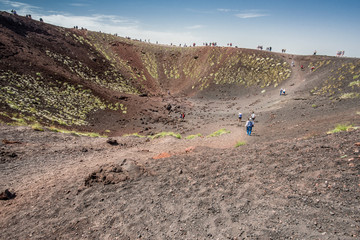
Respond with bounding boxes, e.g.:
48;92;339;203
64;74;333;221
70;3;89;7
217;8;233;12
0;0;201;45
186;25;204;30
235;10;268;19
42;13;199;45
0;0;39;14
43;14;139;32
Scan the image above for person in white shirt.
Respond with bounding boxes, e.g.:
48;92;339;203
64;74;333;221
245;118;254;136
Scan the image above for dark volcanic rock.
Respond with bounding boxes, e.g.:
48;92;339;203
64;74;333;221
0;189;16;200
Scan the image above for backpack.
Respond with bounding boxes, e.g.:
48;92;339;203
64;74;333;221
247;121;253;127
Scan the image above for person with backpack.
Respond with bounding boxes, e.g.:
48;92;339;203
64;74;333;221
238;112;242;122
245;118;254;136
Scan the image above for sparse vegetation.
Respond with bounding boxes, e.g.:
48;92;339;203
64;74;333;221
207;129;230;137
339;92;360;99
327;124;354;134
235;141;246;147
48;126;106;137
349;80;360;88
123;133;146;138
31;122;44;131
185;133;202;139
0;70;124;127
151;132;182;139
311;60;360;97
197;53;291;91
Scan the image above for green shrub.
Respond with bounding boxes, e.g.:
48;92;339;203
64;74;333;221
207;128;230;137
349;80;360;87
151;132;182;139
340;93;360;99
185;133;202;140
235;141;246;147
123;133;146;138
327;124;353;134
31;122;44;131
47;126;106;137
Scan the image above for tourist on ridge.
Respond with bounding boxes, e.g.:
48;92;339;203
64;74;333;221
245;118;254;136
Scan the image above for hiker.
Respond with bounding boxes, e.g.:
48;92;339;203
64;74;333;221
251;112;256;121
180;112;185;119
283;89;286;95
301;65;304;70
245;118;254;136
280;88;283;96
238;112;242;122
291;61;295;67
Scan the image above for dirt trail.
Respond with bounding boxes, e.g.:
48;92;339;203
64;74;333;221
1;124;359;239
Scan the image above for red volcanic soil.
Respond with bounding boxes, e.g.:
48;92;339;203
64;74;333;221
1;11;360;239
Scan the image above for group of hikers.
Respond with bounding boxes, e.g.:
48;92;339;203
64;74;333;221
238;112;256;136
10;9;43;22
336;51;345;57
280;88;286;95
180;112;185;120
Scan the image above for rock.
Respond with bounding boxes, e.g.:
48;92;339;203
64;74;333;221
165;103;172;111
106;139;119;146
118;96;128;100
84;161;148;186
2;139;21;144
0;189;16;200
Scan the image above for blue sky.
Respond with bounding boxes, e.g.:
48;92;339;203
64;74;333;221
1;0;360;58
